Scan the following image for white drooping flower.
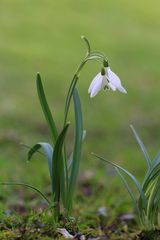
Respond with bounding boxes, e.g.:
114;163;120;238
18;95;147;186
88;66;127;98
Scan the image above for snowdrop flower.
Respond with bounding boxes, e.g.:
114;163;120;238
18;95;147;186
106;67;127;94
88;62;127;98
88;68;107;98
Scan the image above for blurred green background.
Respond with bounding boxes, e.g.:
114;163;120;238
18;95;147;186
0;0;160;212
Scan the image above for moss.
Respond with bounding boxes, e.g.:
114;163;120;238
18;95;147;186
0;208;141;239
138;230;160;240
3;208;160;240
0;230;21;240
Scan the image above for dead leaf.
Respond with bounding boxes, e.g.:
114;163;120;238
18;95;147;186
57;228;74;239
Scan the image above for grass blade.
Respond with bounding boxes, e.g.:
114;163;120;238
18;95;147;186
130;125;152;169
36;73;58;143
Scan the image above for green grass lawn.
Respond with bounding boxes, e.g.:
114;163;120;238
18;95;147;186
0;1;160;239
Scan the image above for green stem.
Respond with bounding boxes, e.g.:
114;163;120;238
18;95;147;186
63;51;105;211
64;53;105;125
64;59;87;125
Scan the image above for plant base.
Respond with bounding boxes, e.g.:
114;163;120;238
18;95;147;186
138;230;160;240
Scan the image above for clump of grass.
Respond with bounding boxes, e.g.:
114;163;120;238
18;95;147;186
94;125;160;232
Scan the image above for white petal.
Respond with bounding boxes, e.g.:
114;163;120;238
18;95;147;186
106;67;121;87
88;72;101;94
108;82;116;91
90;77;103;97
106;67;127;94
118;85;127;94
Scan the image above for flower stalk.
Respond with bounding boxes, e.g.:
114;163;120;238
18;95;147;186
1;36;127;223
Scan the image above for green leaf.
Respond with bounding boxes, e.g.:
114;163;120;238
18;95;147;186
28;144;42;159
93;153;147;209
28;142;53;178
67;130;86;171
142;163;160;191
130;125;152;169
115;168;139;214
67;89;83;211
142;150;160;191
0;182;50;205
82;130;87;141
67;152;73;172
147;178;160;218
36;73;58;143
152;150;160;168
52;123;70;203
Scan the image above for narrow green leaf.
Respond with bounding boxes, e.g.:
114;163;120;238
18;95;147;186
130;125;152;169
82;130;87;141
52;123;70;203
143;163;160;191
93;153;146;208
115;168;139;214
67;152;73;171
152;150;160;168
147;178;160;218
0;182;50;205
67;89;83;211
28;142;53;178
144;178;156;197
21;144;44;156
67;130;86;171
36;73;58;143
142;150;160;193
28;144;42;160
